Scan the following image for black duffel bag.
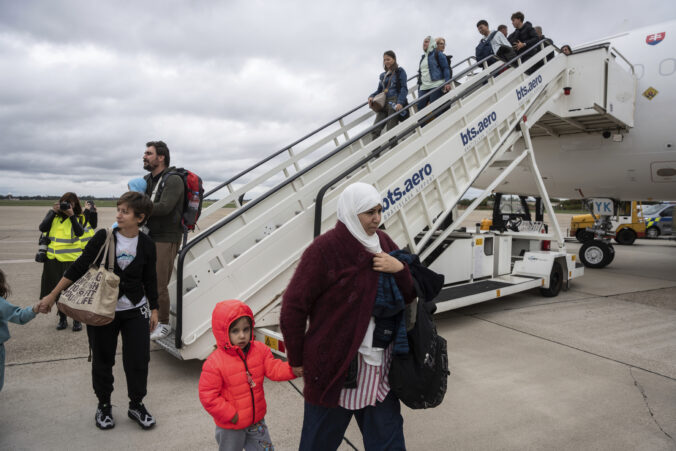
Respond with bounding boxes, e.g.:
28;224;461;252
389;269;450;409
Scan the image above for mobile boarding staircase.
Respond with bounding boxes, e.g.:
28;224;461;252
157;41;637;359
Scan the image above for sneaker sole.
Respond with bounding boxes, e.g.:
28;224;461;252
95;419;115;430
150;330;171;341
128;411;156;430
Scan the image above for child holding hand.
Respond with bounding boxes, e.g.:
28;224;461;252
0;269;43;391
199;300;296;451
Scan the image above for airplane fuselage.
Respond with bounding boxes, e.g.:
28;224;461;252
482;21;676;201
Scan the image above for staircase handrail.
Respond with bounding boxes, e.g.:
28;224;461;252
203;56;478;199
175;41;558;348
312;39;568;238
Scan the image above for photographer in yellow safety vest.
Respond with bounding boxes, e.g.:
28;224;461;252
38;192;97;331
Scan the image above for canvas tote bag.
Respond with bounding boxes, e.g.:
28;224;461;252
58;229;120;326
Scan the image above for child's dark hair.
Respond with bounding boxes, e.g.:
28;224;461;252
0;268;10;298
229;315;252;332
117;191;153;226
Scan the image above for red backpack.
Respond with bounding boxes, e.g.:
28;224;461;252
157;168;204;245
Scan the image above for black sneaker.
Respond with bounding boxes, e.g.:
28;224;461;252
56;317;68;330
72;321;82;332
95;403;115;430
128;402;156;430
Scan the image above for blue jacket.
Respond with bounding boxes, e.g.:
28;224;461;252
371;67;409;106
417;50;451;87
372;251;413;355
0;296;35;346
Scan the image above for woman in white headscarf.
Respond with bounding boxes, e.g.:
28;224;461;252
281;182;415;451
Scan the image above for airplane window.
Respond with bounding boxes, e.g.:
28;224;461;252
617;202;630;215
659;59;676;77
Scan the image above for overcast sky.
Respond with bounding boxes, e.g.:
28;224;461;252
1;0;675;198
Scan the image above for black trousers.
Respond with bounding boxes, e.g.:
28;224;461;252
86;306;150;405
40;258;73;321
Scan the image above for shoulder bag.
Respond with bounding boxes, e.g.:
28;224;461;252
371;71;395;112
58;229;120;326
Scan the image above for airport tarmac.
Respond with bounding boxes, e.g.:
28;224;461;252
1;206;675;450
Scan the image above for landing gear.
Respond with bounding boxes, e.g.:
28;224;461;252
540;261;563;297
614;228;636;245
579;240;614;268
575;229;594;243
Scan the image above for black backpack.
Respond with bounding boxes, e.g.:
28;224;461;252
389;278;450;409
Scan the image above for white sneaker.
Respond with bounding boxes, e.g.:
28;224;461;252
150;323;171;340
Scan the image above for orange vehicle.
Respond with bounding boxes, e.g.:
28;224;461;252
569;201;645;245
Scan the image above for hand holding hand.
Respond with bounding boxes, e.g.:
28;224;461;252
373;253;404;273
37;300;52;313
514;41;525;51
291;366;303;377
39;294;56;312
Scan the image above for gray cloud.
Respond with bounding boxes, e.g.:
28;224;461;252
1;0;674;197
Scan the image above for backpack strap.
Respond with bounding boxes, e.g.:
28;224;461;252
153;168;179;202
487;30;498;43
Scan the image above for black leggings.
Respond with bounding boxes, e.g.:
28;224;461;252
86;306;150;405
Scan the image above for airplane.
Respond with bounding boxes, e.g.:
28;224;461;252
473;19;676;267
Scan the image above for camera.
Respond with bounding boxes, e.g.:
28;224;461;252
60;201;71;211
35;235;51;263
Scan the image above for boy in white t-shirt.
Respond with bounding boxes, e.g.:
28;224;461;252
40;192;159;431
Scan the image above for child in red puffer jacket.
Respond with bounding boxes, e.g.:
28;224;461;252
199;300;296;450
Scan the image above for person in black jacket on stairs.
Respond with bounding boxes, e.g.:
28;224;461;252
507;11;540;62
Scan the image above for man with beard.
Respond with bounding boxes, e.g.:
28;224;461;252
143;141;184;341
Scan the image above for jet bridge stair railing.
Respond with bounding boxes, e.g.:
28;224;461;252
161;41;577;360
313;44;574;261
197;57;479;222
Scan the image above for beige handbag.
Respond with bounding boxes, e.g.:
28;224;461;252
370;71;395;112
58;229;120;326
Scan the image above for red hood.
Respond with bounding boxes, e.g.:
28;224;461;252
211;300;255;351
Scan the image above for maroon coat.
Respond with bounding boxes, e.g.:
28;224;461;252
280;221;415;407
